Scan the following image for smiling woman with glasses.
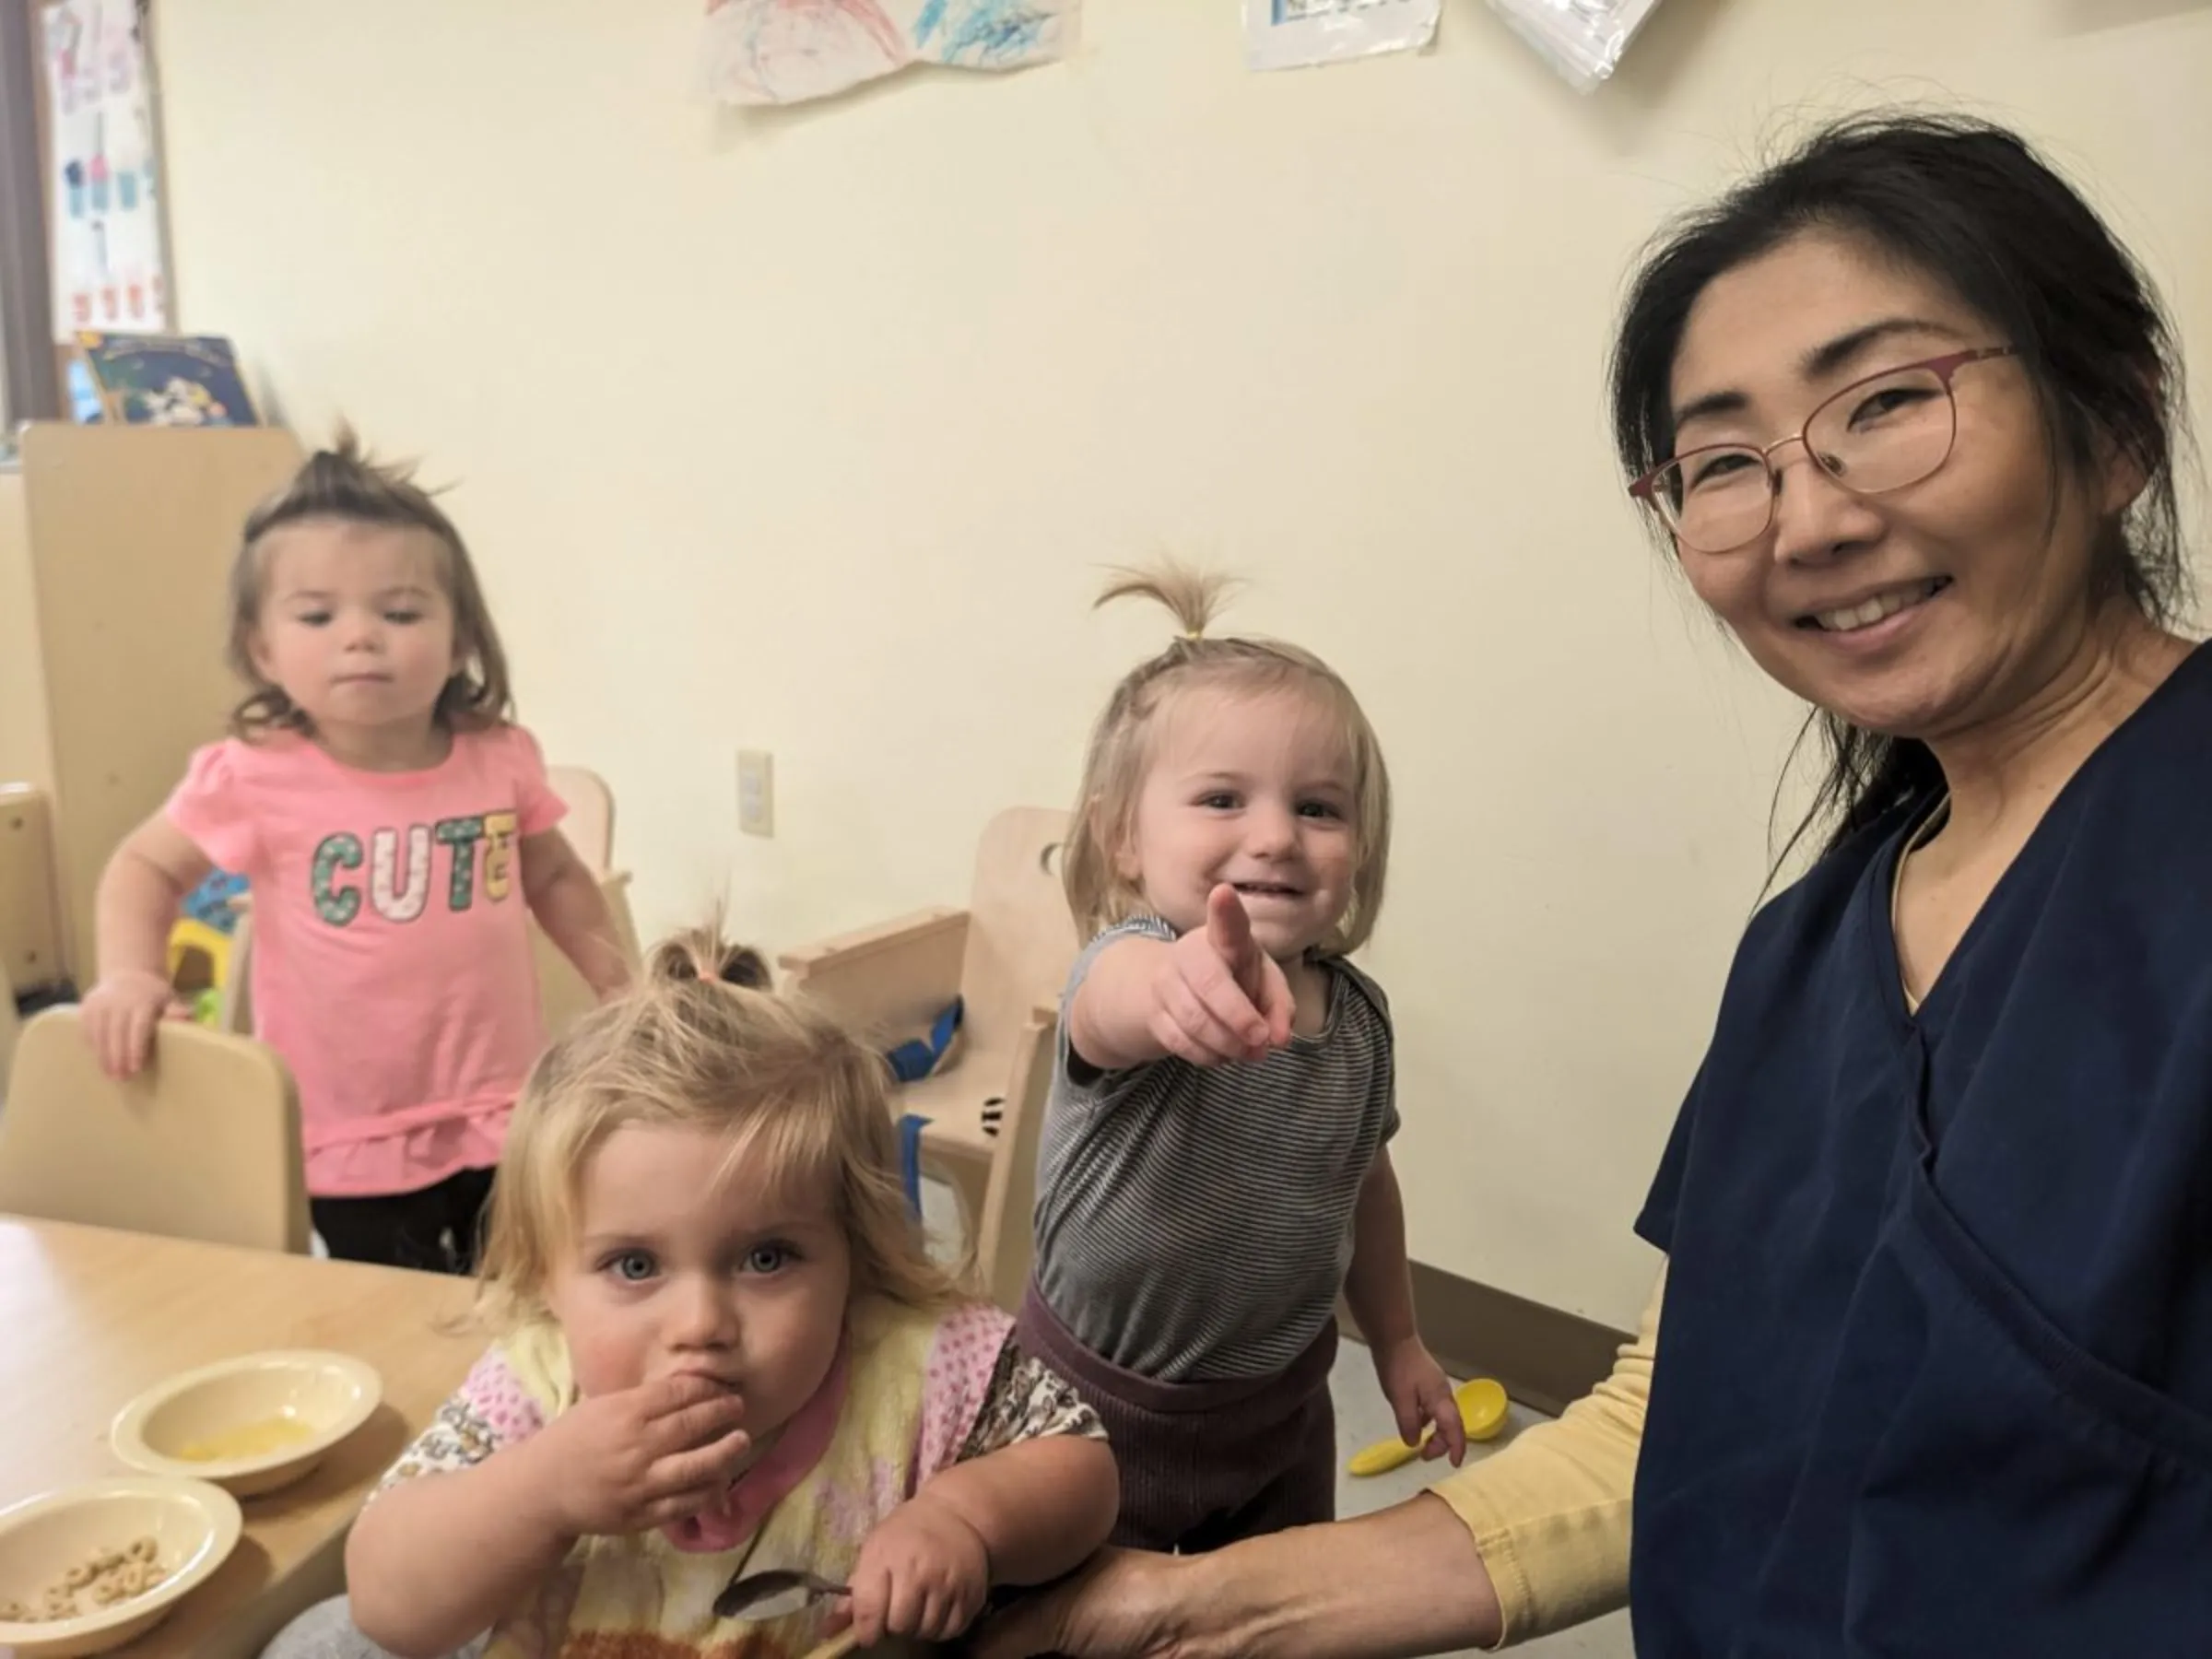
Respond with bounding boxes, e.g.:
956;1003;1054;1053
974;112;2207;1659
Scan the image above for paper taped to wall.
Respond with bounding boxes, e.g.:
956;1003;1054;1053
702;0;1078;107
1486;0;1664;92
1244;0;1441;73
41;0;171;340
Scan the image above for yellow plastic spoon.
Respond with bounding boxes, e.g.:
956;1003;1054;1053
1346;1376;1511;1477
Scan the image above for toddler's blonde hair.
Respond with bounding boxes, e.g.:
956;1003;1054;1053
476;924;966;1335
1063;561;1392;955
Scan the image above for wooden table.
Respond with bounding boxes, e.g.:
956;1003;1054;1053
0;1218;481;1659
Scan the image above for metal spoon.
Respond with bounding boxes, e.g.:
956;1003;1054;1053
714;1570;865;1659
713;1566;848;1621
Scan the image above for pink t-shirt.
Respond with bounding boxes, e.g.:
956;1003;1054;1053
167;726;566;1198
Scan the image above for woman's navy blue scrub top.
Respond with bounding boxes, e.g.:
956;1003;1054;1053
1631;641;2212;1656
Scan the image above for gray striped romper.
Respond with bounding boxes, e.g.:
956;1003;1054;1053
1022;915;1398;1550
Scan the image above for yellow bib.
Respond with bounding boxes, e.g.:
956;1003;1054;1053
486;1298;942;1659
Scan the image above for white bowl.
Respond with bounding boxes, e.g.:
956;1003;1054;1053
110;1349;382;1498
0;1476;241;1656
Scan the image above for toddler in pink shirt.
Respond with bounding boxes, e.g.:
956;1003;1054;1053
82;430;632;1272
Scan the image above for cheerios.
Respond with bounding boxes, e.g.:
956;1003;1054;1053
3;1536;168;1624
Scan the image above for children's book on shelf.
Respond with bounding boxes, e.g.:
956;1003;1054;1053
73;331;260;427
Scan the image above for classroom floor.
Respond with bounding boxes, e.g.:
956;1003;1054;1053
1329;1341;1633;1658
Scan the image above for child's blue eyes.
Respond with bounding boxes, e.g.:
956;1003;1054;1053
746;1243;794;1275
1192;794;1346;819
597;1243;796;1283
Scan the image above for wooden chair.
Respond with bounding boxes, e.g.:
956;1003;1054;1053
0;958;18;1097
972;1006;1058;1312
0;1007;311;1253
548;765;616;873
534;870;645;1039
215;906;254;1034
0;784;66;997
779;808;1077;1297
536;768;633;1035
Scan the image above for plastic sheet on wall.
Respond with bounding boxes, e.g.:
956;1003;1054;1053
1487;0;1663;92
1244;0;1441;73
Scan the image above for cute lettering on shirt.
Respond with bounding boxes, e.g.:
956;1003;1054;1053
311;810;520;925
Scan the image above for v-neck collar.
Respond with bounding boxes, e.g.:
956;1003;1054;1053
1871;639;2212;1032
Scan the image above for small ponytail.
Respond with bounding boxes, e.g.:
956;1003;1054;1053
647;924;771;991
1094;559;1241;642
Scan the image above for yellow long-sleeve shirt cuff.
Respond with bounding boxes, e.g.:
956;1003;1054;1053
1430;1266;1663;1648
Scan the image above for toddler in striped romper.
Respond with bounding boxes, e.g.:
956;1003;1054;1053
1019;563;1468;1552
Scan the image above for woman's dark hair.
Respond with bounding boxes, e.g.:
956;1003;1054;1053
1609;112;2193;872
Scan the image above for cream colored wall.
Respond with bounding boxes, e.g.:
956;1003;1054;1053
152;0;2210;1329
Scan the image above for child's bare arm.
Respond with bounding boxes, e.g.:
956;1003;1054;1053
1067;888;1292;1073
81;814;212;1077
1065;935;1179;1070
348;1373;748;1656
1347;1151;1466;1465
344;1442;575;1658
846;1433;1119;1647
1344;1150;1418;1351
520;830;631;1000
919;1432;1120;1587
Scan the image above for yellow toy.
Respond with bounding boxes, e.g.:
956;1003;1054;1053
1346;1376;1511;1476
166;917;234;1028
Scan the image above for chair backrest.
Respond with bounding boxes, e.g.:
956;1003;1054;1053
0;1007;310;1253
973;1007;1056;1312
548;766;616;874
534;870;643;1041
0;957;18;1094
216;906;253;1035
958;807;1078;1053
0;785;65;996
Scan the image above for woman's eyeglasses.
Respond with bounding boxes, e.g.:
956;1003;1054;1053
1628;347;2018;554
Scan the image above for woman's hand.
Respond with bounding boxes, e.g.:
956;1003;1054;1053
977;1500;1508;1659
971;1549;1202;1659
